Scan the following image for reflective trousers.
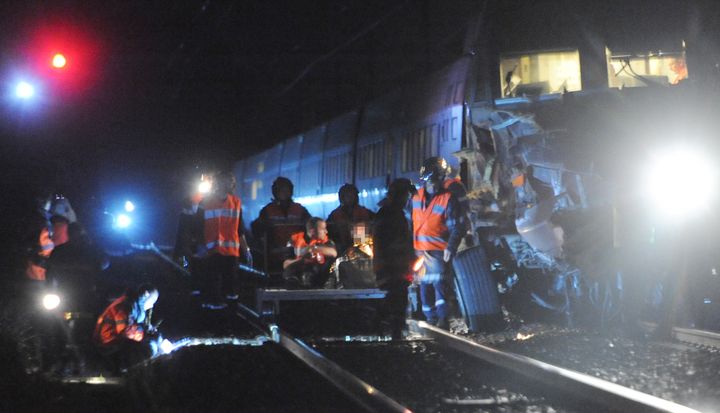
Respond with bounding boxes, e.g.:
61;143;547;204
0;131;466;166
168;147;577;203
419;250;450;323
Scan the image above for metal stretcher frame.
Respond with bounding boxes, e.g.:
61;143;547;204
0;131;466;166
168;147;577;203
256;288;387;319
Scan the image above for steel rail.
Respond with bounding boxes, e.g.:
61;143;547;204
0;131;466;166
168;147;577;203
236;303;411;413
639;321;720;348
409;320;700;413
672;327;720;348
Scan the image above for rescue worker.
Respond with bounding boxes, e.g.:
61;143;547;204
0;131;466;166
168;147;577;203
46;222;109;373
326;183;375;255
282;217;337;288
24;195;77;282
48;196;77;248
251;177;311;281
200;171;251;308
410;157;468;329
93;284;159;372
373;179;417;339
46;222;108;314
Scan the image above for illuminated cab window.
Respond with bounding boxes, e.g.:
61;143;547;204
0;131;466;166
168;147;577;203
606;46;688;88
499;50;582;98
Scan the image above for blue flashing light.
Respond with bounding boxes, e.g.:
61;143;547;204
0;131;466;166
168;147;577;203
124;200;135;212
15;81;35;99
116;213;132;229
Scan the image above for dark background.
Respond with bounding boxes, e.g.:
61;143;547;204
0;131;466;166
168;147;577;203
0;0;718;255
0;0;479;249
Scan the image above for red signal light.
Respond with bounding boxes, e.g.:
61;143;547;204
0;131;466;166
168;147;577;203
52;53;67;69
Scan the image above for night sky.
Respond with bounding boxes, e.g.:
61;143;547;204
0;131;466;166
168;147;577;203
0;0;478;246
0;0;717;247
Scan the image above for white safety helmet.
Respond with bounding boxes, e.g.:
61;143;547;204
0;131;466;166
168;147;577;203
50;197;77;223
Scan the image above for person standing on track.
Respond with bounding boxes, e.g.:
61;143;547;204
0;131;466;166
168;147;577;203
410;157;468;330
373;178;417;339
200;171;251;308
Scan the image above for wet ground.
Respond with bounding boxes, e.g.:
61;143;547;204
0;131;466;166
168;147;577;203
466;324;720;412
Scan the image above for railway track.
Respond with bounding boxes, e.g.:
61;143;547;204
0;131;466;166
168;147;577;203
226;303;701;412
638;321;720;349
44;294;710;412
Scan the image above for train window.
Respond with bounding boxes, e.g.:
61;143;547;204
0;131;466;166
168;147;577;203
499;50;582;98
401;126;437;173
359;140;386;179
323;152;352;187
454;81;464;104
251;180;263;201
606;46;688;88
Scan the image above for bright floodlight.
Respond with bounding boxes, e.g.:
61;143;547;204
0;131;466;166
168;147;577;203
124;200;135;212
15;81;35;99
52;53;67;69
644;146;717;219
160;339;174;354
198;180;212;194
43;294;61;310
117;213;132;228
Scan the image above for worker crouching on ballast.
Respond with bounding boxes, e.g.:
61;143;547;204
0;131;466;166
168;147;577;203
282;217;337;289
93;284;160;373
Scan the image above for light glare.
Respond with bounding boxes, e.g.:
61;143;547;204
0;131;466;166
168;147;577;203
43;294;61;310
160;339;174;354
644;147;717;219
52;53;67;69
198;180;212;194
124;201;135;212
117;214;132;228
15;82;35;99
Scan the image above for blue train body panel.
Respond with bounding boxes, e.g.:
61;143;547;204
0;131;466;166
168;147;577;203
237;57;471;225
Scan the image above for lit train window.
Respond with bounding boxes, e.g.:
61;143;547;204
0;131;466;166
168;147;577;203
499;50;582;98
606;46;688;88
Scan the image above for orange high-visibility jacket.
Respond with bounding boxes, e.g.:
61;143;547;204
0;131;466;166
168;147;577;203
411;187;452;251
289;232;331;264
203;194;242;257
93;295;144;346
26;227;54;281
51;221;69;247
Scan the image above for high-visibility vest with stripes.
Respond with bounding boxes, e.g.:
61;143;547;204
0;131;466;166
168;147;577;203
289;232;330;264
412;187;452;251
203;194;242;257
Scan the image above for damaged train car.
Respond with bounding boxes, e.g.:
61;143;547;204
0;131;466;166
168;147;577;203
234;1;720;328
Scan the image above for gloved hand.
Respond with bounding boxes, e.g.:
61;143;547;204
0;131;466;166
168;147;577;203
443;249;453;263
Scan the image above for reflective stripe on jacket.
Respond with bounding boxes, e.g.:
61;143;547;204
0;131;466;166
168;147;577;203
289;232;331;265
93;295;143;346
412;188;451;251
204;194;242;257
